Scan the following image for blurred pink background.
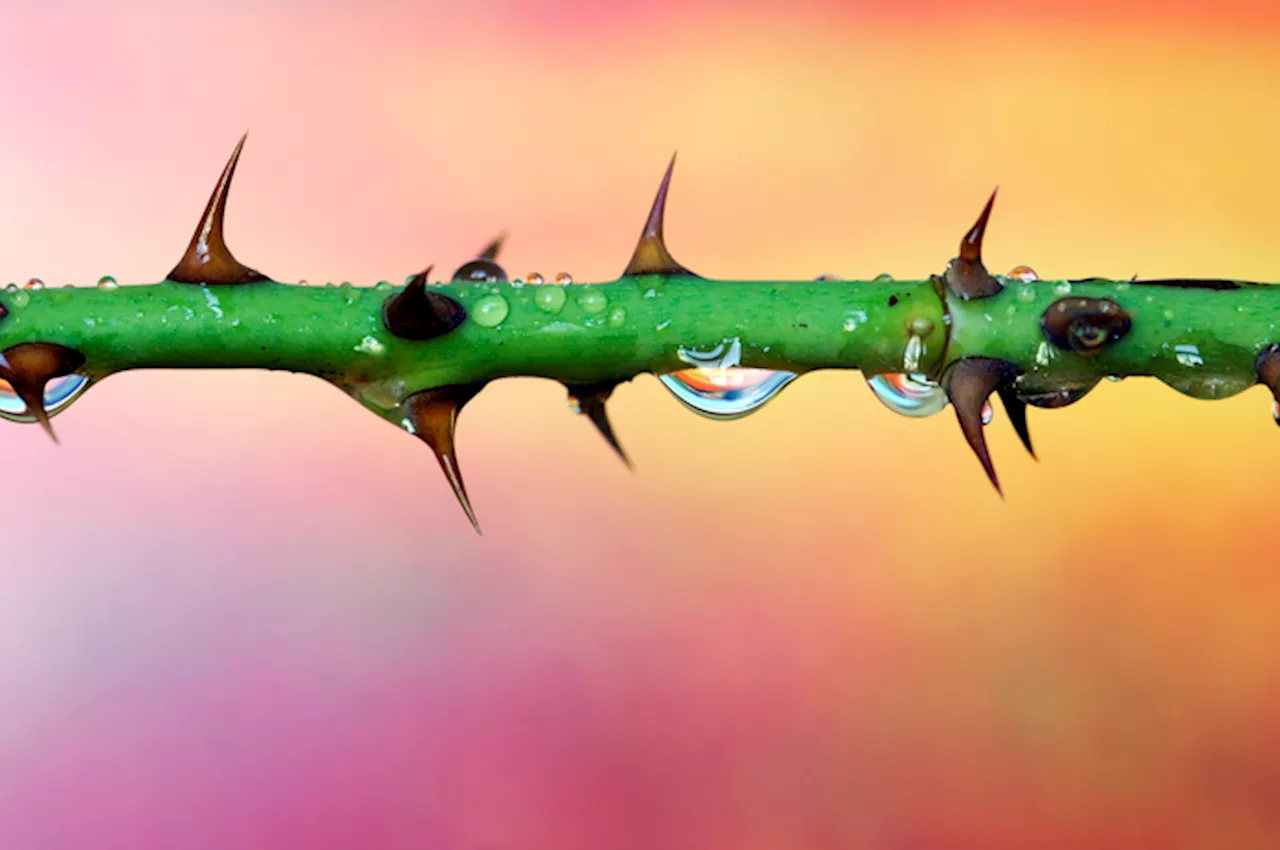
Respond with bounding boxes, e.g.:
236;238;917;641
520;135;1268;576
2;1;1280;847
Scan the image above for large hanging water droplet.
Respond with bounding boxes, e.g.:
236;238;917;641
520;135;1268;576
0;373;90;423
866;373;948;417
658;338;796;420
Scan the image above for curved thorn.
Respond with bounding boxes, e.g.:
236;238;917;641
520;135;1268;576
382;265;468;341
944;189;1003;300
1256;344;1280;425
167;133;270;285
402;385;485;534
945;357;1019;496
960;188;998;263
998;386;1035;460
476;231;507;262
621;153;700;278
565;382;632;469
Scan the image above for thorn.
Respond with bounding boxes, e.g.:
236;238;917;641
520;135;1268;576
402;384;486;533
382;266;468;341
565;382;632;469
476;231;507;262
167;133;270;285
943;189;1002;300
0;342;87;444
1256;344;1280;422
998;386;1035;460
945;357;1020;496
621;153;701;279
960;188;997;263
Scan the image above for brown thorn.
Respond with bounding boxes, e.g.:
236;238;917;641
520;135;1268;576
0;342;87;444
621;153;701;278
1256;344;1280;425
402;384;485;533
565;381;632;469
382;266;468;341
476;231;506;262
944;357;1020;496
167;133;270;285
997;385;1035;460
943;189;1002;300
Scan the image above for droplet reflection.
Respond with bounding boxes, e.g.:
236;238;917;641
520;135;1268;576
866;373;948;417
0;373;90;423
658;338;796;420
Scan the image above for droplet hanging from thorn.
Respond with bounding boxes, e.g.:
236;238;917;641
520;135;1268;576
981;400;994;424
0;342;89;442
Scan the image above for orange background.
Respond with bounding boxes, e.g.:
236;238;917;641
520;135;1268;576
1;2;1279;847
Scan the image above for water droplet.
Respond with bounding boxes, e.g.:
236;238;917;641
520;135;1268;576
527;272;545;285
4;284;15;292
1053;281;1071;295
1162;308;1176;322
981;400;994;424
1173;343;1204;367
453;259;507;283
1160;373;1250;400
97;275;119;291
373;280;391;290
25;278;44;291
658;338;797;420
902;334;925;373
297;279;310;287
470;294;510;327
608;306;627;328
815;274;843;281
843;309;869;332
866;373;948;417
1115;280;1131;292
556;272;573;285
10;292;29;308
568;395;582;414
0;373;90;423
873;273;894;283
1007;265;1038;282
577;290;608;315
1015;285;1037;304
1035;341;1055;367
534;285;566;314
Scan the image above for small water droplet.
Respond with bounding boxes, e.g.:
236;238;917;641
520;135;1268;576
453;259;507;283
1173;343;1204;368
4;283;16;292
568;395;582;414
815;274;843;281
297;279;310;287
1115;280;1131;292
10;292;30;308
873;273;894;283
1007;265;1038;282
373;280;391;290
527;272;545;285
25;278;44;291
1053;281;1072;295
577;290;608;315
470;294;510;327
981;400;994;425
608;306;627;328
1016;285;1036;304
556;272;573;285
1035;341;1055;367
867;373;948;417
658;338;797;420
97;275;119;291
534;285;566;314
0;373;91;423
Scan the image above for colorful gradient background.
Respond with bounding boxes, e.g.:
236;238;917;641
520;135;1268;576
2;1;1280;847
